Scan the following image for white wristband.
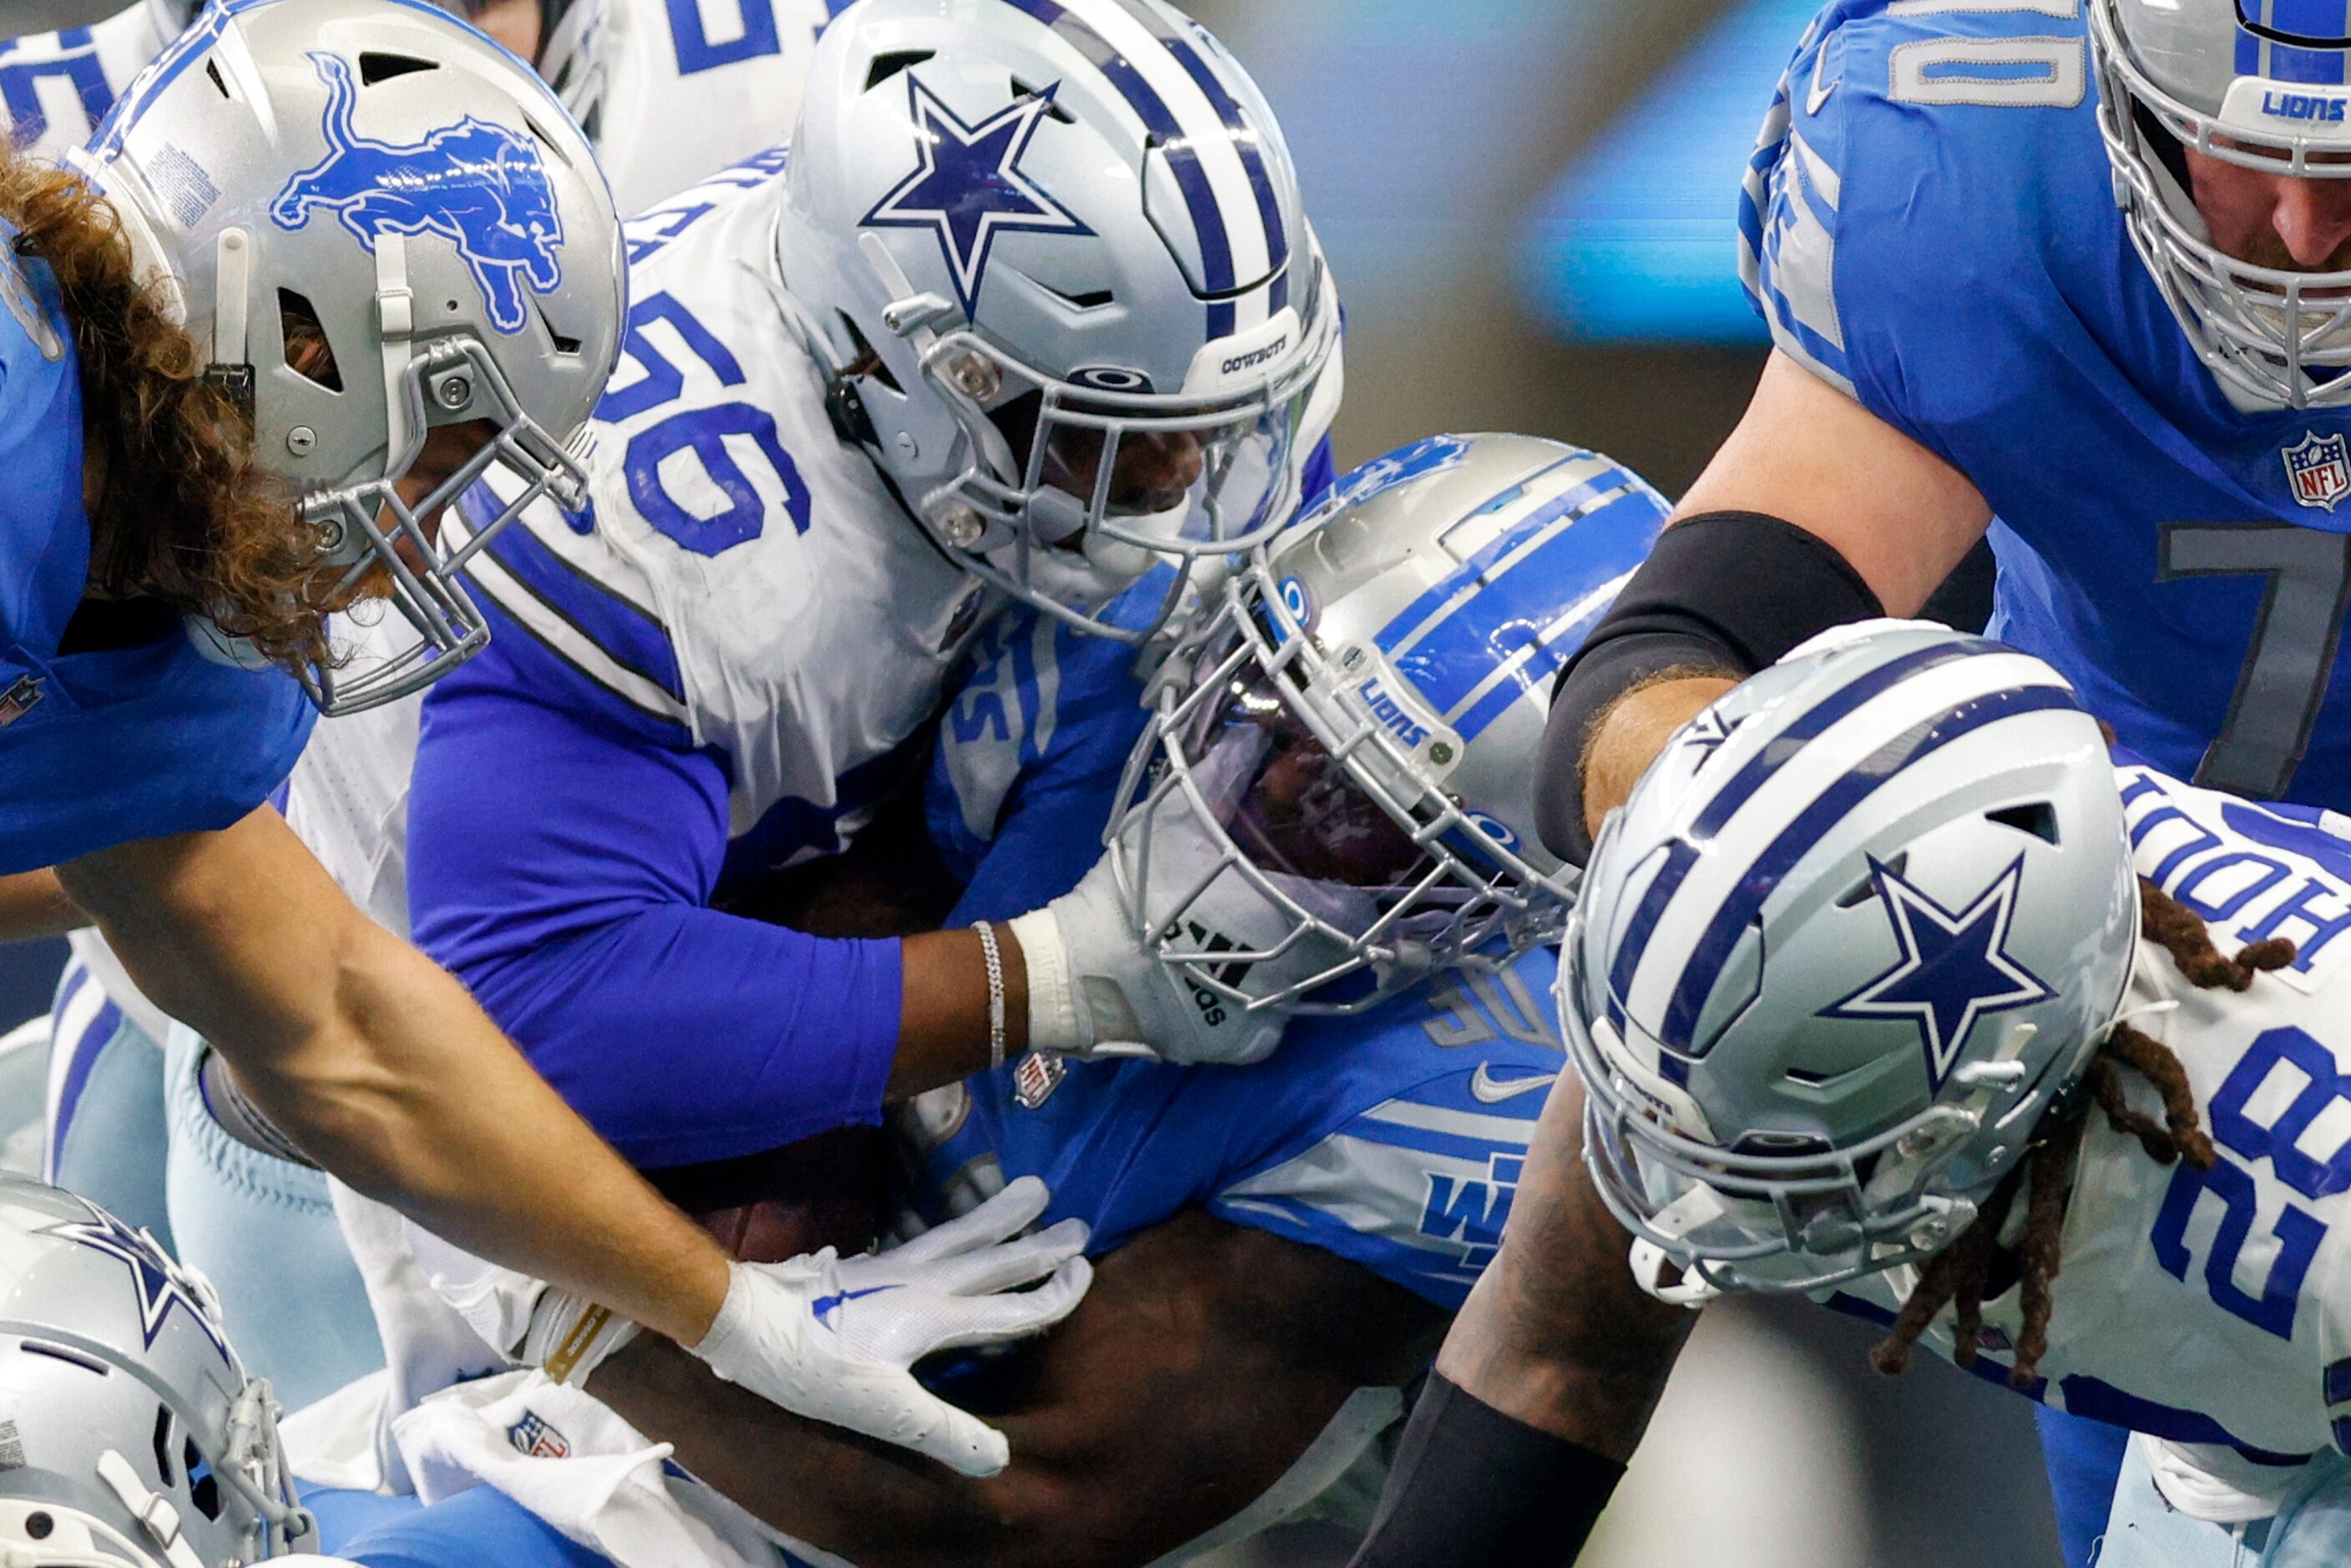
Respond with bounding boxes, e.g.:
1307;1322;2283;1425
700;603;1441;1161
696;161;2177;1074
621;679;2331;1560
1008;908;1084;1054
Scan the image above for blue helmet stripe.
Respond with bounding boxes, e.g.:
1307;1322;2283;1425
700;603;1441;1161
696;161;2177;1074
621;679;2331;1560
1373;458;1631;655
999;0;1238;339
1443;580;1621;743
2263;0;2351;40
1383;486;1661;738
1103;0;1290;283
1603;638;2006;1010
1657;684;2081;1052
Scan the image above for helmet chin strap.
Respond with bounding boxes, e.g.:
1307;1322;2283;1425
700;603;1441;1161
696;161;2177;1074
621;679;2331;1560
377;232;417;480
92;1453;203;1568
1627;1188;1728;1308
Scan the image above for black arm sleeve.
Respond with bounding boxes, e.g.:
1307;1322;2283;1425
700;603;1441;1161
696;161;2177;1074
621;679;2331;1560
1347;1373;1625;1568
1535;511;1884;862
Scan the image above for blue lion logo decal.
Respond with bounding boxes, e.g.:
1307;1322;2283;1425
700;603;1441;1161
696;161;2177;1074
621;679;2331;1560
270;52;563;336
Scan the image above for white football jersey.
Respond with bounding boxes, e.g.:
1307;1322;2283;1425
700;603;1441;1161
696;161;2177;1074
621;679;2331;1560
447;151;985;861
564;0;837;214
0;2;830;202
0;3;165;165
1834;760;2351;1462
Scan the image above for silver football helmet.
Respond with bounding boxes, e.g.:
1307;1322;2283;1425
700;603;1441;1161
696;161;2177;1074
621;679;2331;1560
83;0;624;714
1107;434;1668;1015
2092;0;2351;410
1566;623;2140;1300
776;0;1342;643
0;1176;308;1567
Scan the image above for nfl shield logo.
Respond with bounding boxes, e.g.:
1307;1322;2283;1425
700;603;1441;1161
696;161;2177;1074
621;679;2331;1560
0;675;40;728
2285;432;2351;510
507;1409;570;1459
1012;1051;1064;1110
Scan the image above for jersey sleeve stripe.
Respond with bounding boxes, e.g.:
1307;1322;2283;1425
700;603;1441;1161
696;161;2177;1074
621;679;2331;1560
461;491;687;705
447;527;693;731
1738;42;1861;398
1357;1097;1540;1147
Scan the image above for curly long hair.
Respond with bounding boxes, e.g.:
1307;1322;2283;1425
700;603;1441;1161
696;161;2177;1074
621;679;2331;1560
0;142;331;670
1869;878;2293;1387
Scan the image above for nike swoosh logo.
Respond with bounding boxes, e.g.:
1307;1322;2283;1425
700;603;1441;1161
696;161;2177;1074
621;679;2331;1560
1806;50;1837;115
811;1284;892;1328
1469;1065;1560;1104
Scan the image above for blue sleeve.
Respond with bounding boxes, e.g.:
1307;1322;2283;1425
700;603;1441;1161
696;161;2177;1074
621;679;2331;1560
928;594;1157;923
1737;3;2096;470
1197;955;1568;1311
1738;10;1864;401
407;609;900;1171
0;640;316;873
1300;432;1337;511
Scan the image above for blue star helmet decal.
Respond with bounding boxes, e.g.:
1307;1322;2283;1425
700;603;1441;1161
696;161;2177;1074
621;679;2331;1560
1819;855;2055;1090
864;74;1093;321
43;1204;230;1361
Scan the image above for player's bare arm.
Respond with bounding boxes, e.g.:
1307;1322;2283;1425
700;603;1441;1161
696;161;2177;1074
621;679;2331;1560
589;1210;1446;1568
54;807;734;1349
1433;1075;1694;1458
1569;350;1995;842
0;869;81;943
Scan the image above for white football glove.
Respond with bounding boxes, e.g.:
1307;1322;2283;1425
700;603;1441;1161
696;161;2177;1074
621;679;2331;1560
687;1175;1090;1476
409;1177;1091;1477
1009;792;1344;1065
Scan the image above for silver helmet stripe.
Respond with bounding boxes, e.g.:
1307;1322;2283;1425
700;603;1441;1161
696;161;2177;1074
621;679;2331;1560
1613;647;2077;1056
999;0;1284;338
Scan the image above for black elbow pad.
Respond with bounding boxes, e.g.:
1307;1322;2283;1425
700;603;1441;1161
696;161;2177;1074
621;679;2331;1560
1537;512;1885;862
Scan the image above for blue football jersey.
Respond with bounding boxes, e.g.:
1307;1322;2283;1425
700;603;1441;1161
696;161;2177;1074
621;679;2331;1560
0;233;312;874
1744;1;2351;807
903;956;1563;1312
920;529;1555;1310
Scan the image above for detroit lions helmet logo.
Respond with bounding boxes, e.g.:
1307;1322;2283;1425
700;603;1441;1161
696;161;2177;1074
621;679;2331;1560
270;52;563;336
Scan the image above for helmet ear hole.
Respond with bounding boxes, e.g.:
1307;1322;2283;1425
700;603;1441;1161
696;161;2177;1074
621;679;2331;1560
278;291;341;392
356;53;437;87
863;50;933;93
150;1406;174;1488
1985;802;2061;845
184;1437;220;1520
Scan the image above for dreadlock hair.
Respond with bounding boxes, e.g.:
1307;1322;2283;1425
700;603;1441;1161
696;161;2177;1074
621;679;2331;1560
1869;876;2293;1388
0;138;331;671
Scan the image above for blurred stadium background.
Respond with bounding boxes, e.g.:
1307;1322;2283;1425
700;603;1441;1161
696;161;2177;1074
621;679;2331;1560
0;0;2065;1561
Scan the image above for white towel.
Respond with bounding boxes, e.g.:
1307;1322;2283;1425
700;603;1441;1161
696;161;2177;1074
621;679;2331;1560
320;1177;517;1495
391;1370;819;1568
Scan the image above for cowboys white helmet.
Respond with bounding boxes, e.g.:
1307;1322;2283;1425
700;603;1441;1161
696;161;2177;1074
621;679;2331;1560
83;0;624;714
776;0;1341;642
1566;623;2140;1297
2093;0;2351;410
0;1176;308;1567
1107;434;1667;1015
